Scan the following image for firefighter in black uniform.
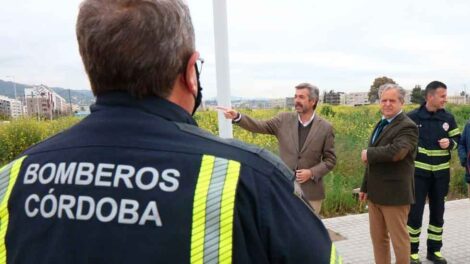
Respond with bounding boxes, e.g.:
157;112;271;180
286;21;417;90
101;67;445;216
407;81;460;264
0;0;340;263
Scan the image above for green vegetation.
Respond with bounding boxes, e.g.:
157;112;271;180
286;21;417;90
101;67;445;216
198;104;470;217
1;104;469;217
0;117;79;165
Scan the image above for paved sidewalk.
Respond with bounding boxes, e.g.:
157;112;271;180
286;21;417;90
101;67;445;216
323;199;470;264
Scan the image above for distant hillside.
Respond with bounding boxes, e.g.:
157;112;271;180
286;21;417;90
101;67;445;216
0;80;29;99
50;87;95;106
0;79;94;105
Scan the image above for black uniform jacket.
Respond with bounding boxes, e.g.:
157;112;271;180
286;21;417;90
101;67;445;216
0;92;335;264
408;103;460;178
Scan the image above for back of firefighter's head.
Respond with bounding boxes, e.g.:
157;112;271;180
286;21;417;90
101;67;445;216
76;0;199;104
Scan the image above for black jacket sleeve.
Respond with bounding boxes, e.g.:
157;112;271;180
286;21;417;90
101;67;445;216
234;165;334;264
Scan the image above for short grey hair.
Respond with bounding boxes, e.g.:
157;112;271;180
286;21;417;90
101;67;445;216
77;0;195;98
295;82;320;101
378;83;406;103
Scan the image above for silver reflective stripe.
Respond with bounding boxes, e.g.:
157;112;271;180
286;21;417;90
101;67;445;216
204;158;229;264
191;155;241;264
0;163;14;207
1;156;28;263
0;163;14;233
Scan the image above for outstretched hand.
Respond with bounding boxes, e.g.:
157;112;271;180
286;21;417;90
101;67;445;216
216;106;239;120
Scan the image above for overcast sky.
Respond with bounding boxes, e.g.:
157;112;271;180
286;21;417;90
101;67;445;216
1;0;469;99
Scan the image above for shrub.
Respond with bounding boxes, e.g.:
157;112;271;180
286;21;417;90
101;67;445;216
0;117;79;164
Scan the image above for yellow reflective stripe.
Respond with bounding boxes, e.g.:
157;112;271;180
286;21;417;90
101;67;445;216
218;160;240;264
410;237;420;243
448;128;460;137
452;140;458;150
329;243;342;264
428;234;442;241
428;225;443;233
415;161;450;171
417;147;449;157
191;155;215;264
407;225;421;235
0;156;27;264
191;156;241;264
330;243;336;264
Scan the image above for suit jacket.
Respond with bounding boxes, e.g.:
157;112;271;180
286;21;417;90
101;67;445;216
360;112;418;206
238;112;336;201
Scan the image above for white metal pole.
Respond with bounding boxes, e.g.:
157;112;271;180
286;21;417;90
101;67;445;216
212;0;233;138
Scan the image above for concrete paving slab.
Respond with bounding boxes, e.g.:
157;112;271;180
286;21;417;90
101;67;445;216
323;199;470;264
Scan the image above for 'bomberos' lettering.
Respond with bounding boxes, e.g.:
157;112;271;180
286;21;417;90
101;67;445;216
21;162;181;227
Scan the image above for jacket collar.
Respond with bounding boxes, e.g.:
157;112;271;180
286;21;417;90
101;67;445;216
91;92;198;126
300;114;322;153
371;112;405;146
417;102;446;120
297;112;315;127
289;112;323;153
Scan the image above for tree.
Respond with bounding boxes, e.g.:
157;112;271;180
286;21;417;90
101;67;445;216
368;76;396;103
411;85;425;104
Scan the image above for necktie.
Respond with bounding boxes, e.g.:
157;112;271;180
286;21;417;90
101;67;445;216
372;119;389;144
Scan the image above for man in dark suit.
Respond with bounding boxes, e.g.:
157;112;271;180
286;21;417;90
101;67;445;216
359;83;419;264
218;83;336;215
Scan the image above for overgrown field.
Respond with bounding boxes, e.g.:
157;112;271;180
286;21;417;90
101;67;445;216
0;117;79;165
195;104;470;217
1;104;469;217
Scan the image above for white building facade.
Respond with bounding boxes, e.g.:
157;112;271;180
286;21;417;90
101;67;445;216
447;96;468;105
0;96;23;119
24;85;70;119
345;92;370;106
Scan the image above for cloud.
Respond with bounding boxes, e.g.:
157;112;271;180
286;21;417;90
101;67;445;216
0;0;468;98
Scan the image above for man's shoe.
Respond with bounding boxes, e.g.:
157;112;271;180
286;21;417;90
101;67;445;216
426;251;447;264
410;253;421;264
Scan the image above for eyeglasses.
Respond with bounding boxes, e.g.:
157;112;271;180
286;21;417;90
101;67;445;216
195;57;204;75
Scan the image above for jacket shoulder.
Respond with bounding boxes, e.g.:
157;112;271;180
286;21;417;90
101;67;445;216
406;108;421;124
407;108;419;118
465;121;470;131
175;122;294;182
316;115;333;129
277;112;295;119
440;109;457;120
402;114;418;127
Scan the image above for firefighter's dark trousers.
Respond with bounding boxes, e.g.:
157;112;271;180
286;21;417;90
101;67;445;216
407;174;449;254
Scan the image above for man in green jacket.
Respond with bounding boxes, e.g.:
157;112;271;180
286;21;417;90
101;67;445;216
360;83;419;264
